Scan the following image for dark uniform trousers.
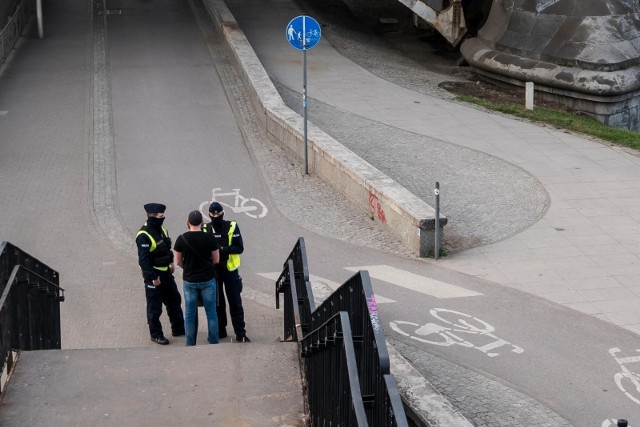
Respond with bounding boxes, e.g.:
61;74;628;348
145;269;184;338
216;267;246;337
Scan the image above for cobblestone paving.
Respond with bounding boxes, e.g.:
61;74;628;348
390;338;570;426
276;82;549;251
91;0;136;255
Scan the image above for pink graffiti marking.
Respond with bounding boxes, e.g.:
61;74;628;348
367;295;381;332
368;192;387;224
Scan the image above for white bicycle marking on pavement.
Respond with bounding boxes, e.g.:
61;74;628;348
199;188;268;219
390;308;524;358
346;265;482;299
602;419;629;427
609;347;640;407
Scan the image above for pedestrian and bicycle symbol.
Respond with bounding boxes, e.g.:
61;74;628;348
199;188;268;219
390;308;524;358
285;15;322;174
286;15;321;50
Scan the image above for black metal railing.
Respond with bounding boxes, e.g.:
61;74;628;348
0;242;65;386
0;241;59;295
311;270;406;427
276;238;408;426
0;0;33;67
275;237;315;340
301;311;368;426
275;259;302;341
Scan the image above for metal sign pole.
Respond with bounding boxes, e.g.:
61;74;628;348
36;0;43;39
303;17;308;175
286;14;320;175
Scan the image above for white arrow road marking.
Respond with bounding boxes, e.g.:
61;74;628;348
345;265;482;299
256;272;395;304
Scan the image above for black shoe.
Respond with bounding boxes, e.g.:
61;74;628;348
235;335;250;343
151;336;169;345
219;329;227;339
172;331;185;337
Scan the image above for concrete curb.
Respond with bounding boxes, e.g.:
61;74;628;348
387;344;472;427
203;0;447;257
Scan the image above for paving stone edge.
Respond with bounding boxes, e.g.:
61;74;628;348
387;343;472;427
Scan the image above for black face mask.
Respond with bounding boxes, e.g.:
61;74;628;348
147;217;165;228
210;214;224;226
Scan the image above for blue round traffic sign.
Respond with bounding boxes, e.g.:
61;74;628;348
286;15;321;50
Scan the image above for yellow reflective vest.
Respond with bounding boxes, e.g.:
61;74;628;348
203;221;241;271
136;224;172;271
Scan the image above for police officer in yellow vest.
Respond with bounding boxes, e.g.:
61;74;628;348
136;203;185;345
203;202;249;342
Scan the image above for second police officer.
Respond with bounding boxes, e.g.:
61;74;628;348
203;202;250;342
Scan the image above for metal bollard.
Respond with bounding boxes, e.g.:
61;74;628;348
434;182;440;259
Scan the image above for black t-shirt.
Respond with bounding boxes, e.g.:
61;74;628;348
174;231;219;283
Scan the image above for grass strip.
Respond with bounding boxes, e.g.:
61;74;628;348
457;95;640;150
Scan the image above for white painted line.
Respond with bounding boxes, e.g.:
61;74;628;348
310;274;395;304
345;265;482;299
257;272;282;281
256;272;395;303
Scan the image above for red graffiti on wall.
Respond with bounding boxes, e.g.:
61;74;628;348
369;192;387;224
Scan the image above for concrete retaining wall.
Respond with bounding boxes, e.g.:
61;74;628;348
204;0;446;257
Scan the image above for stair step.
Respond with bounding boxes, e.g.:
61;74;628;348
0;344;304;426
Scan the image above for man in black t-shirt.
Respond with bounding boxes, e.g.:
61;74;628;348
173;210;220;346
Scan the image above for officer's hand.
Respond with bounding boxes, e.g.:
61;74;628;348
170;265;175;274
152;277;161;286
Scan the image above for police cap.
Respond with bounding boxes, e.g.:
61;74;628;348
144;203;166;214
209;202;223;214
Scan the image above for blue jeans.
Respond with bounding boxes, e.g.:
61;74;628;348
183;278;219;346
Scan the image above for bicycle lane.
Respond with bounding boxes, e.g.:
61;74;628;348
256;234;640;424
362;258;640;426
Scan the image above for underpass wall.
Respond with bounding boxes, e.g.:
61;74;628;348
203;0;446;257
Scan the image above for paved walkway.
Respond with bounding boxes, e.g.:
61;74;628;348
225;0;640;337
0;0;286;349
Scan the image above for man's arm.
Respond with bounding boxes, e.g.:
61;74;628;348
174;251;184;269
211;249;220;265
172;235;184;270
136;234;159;283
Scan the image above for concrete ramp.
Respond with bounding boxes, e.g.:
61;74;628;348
0;344;304;426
